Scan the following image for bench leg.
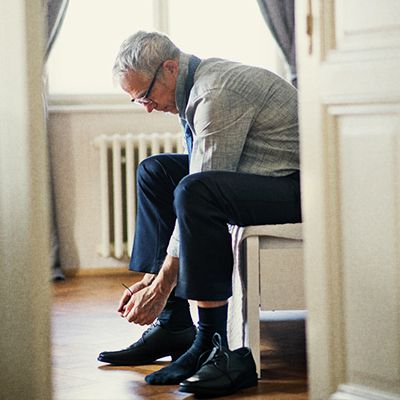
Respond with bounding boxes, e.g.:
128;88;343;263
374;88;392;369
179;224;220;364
245;236;261;378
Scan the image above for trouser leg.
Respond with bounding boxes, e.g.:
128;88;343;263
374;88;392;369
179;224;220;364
129;154;188;273
143;170;302;386
128;154;193;329
173;171;302;300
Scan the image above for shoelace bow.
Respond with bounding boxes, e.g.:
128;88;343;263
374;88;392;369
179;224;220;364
201;333;230;372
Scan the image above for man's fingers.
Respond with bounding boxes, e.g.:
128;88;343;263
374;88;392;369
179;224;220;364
117;291;132;313
123;305;131;318
124;304;150;325
122;297;135;318
117;295;128;311
126;307;156;326
125;306;139;323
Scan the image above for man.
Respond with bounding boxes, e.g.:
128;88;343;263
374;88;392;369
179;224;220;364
98;31;301;396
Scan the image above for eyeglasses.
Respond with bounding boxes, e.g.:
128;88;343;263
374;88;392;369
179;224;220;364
131;62;164;105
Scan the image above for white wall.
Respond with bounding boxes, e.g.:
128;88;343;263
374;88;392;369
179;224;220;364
48;107;181;272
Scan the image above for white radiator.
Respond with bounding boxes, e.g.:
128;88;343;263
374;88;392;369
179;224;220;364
94;132;184;259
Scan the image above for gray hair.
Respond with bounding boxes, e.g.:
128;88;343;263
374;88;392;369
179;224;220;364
112;31;181;82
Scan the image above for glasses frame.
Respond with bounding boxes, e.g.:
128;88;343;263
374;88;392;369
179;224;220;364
131;61;164;105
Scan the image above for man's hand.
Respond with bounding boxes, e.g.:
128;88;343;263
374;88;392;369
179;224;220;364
117;273;155;315
122;284;169;325
121;255;179;325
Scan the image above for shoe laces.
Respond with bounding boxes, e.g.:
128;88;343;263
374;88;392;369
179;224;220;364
142;321;160;339
201;333;230;371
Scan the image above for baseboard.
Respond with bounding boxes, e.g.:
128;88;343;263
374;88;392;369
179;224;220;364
63;266;136;278
331;384;400;400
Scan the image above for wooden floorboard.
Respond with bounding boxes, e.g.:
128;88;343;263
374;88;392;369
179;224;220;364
52;272;308;399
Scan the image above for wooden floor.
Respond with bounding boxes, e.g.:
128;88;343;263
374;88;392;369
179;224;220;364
52;272;308;399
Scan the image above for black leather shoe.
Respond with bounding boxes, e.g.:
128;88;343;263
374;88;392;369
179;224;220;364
179;334;258;397
97;322;196;366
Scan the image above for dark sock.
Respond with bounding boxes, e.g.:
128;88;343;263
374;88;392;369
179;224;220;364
197;303;228;348
145;303;228;385
157;290;194;331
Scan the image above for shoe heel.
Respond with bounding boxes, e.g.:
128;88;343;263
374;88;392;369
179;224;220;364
238;372;258;390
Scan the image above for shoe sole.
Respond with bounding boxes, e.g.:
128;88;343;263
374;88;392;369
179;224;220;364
179;372;258;398
97;350;184;366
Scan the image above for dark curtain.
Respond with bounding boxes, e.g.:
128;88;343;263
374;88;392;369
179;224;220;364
256;0;297;87
45;0;70;61
43;0;70;280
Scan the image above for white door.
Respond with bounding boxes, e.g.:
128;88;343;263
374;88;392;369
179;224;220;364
296;1;400;399
0;1;52;399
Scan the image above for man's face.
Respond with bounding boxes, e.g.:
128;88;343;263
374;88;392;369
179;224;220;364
120;60;179;114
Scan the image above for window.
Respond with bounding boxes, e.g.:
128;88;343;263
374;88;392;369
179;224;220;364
47;0;280;98
47;0;154;95
168;0;278;70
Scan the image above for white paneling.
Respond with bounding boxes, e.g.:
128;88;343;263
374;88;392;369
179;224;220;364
339;113;400;392
335;0;400;51
298;0;400;398
321;57;400;105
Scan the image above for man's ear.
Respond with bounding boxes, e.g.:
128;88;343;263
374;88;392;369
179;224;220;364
163;59;179;77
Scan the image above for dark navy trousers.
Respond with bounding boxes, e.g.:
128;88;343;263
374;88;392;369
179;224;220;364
129;154;301;301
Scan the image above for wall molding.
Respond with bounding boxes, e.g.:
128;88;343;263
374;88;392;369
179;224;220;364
331;384;400;400
48;93;145;114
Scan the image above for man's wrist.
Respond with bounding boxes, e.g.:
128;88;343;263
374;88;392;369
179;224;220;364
142;273;156;286
153;256;179;296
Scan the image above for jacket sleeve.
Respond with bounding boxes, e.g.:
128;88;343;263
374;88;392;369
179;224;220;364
189;89;255;173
